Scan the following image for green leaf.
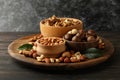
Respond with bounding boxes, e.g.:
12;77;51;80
84;53;102;59
18;44;33;50
84;48;104;59
85;48;102;53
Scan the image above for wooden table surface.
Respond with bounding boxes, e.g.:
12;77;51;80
0;32;120;80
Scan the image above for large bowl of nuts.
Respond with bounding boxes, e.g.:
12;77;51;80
40;15;83;37
34;37;66;57
64;29;99;51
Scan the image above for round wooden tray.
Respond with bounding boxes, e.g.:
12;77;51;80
8;34;114;70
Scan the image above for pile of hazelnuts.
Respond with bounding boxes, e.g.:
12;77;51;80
64;29;97;42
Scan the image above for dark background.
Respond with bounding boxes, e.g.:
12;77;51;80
0;0;119;32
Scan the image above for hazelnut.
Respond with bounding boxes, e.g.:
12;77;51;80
22;50;30;57
32;53;38;59
62;51;71;58
44;58;50;63
70;57;78;63
72;36;81;42
87;36;96;42
59;57;64;62
29;51;34;57
64;57;71;63
80;55;86;61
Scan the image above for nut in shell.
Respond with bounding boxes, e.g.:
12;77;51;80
64;57;71;63
70;56;78;62
62;51;71;58
45;58;50;63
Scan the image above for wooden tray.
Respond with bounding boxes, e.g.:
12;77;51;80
8;34;114;70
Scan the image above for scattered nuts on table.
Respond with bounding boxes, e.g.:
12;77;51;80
64;57;71;63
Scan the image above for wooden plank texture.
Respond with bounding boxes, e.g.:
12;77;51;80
0;32;120;80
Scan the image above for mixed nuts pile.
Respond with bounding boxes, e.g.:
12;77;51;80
41;15;81;27
64;29;97;42
18;29;105;63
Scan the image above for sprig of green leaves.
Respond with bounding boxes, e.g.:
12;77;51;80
84;48;103;59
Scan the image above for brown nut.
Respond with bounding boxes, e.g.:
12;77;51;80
98;44;105;49
44;58;50;63
64;34;73;40
80;55;86;61
22;50;30;57
32;53;38;59
29;51;34;57
64;57;71;63
62;51;71;58
59;57;64;62
72;36;81;42
87;36;96;42
87;29;96;36
70;57;78;63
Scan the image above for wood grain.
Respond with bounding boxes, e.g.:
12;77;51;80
0;32;120;80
